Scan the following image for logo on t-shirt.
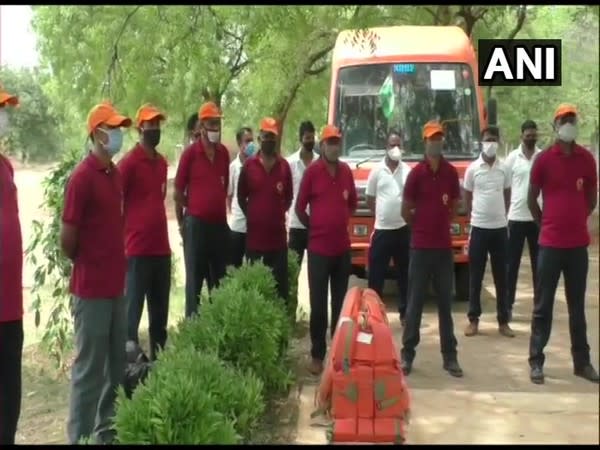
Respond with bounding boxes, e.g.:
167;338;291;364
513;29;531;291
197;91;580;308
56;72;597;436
442;193;448;206
221;176;225;186
343;189;349;200
576;178;583;191
276;181;283;194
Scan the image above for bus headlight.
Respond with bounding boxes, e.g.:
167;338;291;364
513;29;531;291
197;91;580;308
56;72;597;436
450;223;461;235
353;224;369;237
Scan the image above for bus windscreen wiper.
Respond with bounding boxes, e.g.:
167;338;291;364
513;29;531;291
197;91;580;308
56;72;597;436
356;156;379;169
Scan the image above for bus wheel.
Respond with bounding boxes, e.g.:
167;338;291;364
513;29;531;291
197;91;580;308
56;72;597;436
454;263;469;302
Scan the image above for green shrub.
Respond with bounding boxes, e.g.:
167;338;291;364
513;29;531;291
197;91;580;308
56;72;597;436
221;261;280;302
114;360;240;444
287;249;301;325
176;279;291;393
155;348;265;440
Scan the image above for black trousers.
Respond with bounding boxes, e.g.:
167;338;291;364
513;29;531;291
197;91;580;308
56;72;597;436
506;220;539;310
367;226;410;318
467;226;510;325
229;231;246;268
401;249;457;364
307;251;351;361
125;255;171;361
0;320;23;445
183;215;229;318
529;246;591;370
246;249;289;302
288;228;309;266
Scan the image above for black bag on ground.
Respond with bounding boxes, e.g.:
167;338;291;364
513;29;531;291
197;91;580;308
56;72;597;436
122;342;153;399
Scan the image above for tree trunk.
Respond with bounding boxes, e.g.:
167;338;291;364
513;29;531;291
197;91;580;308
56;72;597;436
274;81;303;153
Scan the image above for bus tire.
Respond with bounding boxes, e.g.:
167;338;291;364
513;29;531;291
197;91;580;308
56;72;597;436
454;263;469;302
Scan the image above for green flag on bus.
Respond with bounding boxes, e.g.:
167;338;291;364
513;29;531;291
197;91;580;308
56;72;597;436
379;75;395;119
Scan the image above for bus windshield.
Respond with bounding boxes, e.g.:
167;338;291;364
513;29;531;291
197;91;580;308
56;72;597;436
333;63;481;161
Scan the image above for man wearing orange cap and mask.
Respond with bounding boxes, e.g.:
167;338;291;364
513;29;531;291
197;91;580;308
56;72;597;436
527;104;599;385
60;102;132;444
400;121;463;378
174;101;230;318
117;104;171;362
237;118;293;301
0;87;23;445
296;125;357;375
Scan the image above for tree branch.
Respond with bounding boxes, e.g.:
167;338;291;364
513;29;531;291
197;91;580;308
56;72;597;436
101;6;142;98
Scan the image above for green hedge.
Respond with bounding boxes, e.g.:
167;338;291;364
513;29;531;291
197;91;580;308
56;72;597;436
114;257;300;444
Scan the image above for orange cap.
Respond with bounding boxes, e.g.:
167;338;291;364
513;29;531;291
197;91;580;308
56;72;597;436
259;117;279;136
198;102;222;120
136;103;166;127
422;121;444;139
320;124;342;141
87;102;132;134
553;103;577;120
0;86;19;107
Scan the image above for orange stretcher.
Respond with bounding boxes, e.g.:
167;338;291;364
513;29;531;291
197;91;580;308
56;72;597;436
313;286;411;444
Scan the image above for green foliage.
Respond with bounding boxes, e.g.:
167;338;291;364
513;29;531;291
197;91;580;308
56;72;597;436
115;350;264;443
25;148;81;369
190;276;292;392
0;67;63;162
114;363;240;444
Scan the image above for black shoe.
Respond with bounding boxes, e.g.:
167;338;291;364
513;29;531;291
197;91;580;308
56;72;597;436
574;365;600;383
530;366;544;384
443;360;463;378
401;359;412;376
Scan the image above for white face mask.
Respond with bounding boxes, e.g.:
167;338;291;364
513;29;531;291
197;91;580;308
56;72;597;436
207;130;221;144
0;109;9;137
387;146;402;162
482;142;498;158
557;122;577;143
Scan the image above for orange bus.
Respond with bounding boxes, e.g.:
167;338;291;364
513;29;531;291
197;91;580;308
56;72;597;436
328;25;497;301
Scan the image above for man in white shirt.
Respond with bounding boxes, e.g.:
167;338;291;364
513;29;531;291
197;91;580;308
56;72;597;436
365;130;411;324
463;126;514;338
227;126;255;267
287;121;318;265
504;120;542;321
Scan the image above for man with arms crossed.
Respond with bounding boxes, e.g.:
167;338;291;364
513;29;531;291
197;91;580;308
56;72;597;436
400;121;462;378
61;102;131;444
118;104;171;361
228;126;255;268
0;87;22;445
174;102;230;317
287;120;318;265
527;104;599;384
238;118;293;301
504;120;541;321
296;125;357;375
365;129;411;326
463;127;515;338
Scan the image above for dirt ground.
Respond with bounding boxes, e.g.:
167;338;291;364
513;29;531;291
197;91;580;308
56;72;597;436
10;164;600;445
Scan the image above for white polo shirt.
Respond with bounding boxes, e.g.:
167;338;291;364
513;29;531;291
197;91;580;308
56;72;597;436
365;158;411;230
287;148;319;230
228;155;246;233
463;155;511;229
504;144;542;222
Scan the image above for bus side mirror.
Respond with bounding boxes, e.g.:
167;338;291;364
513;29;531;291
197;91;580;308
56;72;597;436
487;98;498;127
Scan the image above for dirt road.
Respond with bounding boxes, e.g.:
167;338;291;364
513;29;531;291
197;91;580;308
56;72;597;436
12;165;600;444
294;246;600;445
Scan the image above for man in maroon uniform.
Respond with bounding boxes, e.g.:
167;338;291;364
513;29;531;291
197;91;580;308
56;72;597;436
527;104;599;384
174;102;230;318
118;104;171;361
296;125;357;375
237;117;293;301
0;87;22;445
61;102;131;444
400;121;463;378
